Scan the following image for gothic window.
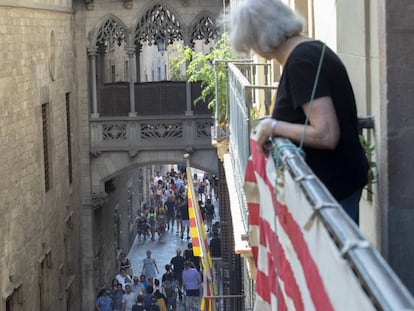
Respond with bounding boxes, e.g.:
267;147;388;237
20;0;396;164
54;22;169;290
190;16;219;46
95;17;129;84
96;17;128;48
134;4;183;46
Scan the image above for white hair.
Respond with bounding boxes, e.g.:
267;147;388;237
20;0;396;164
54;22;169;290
228;0;304;54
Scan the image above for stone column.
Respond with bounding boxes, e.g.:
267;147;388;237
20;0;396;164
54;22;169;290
183;33;193;115
88;47;99;118
126;45;137;117
135;43;142;82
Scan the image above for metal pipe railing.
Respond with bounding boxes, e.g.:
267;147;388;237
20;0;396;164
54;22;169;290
272;137;414;310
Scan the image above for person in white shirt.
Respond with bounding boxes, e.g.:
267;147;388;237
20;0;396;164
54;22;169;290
121;284;136;311
153;171;163;187
115;268;132;291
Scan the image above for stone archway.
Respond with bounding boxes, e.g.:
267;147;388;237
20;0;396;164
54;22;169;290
91;148;219;193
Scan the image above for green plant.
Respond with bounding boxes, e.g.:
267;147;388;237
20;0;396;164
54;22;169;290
169;34;237;124
359;134;376;184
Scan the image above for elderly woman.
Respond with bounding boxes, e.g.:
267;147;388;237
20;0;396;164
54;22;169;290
228;0;369;222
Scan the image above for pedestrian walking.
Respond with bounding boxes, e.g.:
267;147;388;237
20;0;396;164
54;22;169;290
122;284;137;311
164;195;176;231
112;283;125;311
131;295;146;311
162;265;177;310
116;268;133;291
119;252;133;277
95;289;113;311
179;198;190;240
170;248;185;302
142;250;160;285
182;261;201;311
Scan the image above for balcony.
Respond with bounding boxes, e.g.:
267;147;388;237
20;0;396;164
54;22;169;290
90;81;213;156
220;60;414;309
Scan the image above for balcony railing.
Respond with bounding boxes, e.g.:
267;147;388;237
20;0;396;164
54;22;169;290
223;61;277;232
96;81;209;117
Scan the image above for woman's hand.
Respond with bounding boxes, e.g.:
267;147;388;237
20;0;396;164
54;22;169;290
254;118;278;156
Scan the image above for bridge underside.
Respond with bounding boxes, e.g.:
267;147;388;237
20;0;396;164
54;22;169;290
91;148;219;192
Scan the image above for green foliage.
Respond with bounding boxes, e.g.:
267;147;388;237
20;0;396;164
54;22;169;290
359;134;376;184
169;34;237;123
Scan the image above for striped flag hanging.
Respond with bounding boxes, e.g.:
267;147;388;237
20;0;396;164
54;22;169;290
244;136;376;311
186;163;216;311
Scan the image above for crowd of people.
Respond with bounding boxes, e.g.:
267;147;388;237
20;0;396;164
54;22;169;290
135;168;218;243
96;167;222;311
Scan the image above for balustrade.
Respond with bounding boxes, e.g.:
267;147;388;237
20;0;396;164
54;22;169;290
90;115;213;155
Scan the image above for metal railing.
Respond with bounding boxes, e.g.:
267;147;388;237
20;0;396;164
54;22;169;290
226;62;278;232
272;137;414;310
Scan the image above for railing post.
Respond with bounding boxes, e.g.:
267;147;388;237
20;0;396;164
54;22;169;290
88;47;99;118
126;45;137;117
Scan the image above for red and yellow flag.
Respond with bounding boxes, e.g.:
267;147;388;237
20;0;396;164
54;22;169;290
186;164;216;311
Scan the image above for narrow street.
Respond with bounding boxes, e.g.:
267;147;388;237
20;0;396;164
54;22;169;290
126;198;221;311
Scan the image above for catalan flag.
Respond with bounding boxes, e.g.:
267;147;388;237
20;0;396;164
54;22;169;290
186;161;216;311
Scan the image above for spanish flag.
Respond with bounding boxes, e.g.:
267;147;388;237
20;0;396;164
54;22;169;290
186;163;216;311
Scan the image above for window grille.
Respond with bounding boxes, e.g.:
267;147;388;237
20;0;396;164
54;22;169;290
42;104;50;192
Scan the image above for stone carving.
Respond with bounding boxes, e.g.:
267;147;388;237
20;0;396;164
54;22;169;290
190;16;219;45
134;4;183;46
123;0;133;9
85;0;94;10
141;122;183;139
102;124;127;140
96;18;128;47
90;150;102;158
196;120;213;137
91;192;108;209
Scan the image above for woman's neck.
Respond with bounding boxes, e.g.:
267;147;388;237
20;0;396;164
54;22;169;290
274;35;310;66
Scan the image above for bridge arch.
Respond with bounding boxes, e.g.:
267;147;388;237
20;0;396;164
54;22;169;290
91;148;218;193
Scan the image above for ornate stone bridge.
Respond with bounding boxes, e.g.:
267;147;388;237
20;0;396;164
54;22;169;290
90;113;218;193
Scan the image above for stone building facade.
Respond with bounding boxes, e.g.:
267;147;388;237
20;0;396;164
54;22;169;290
0;1;81;310
0;0;223;310
7;0;414;309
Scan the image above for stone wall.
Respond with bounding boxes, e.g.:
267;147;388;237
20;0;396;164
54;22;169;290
0;1;81;310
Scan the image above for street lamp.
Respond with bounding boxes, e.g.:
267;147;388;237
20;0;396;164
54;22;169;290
155;36;167;55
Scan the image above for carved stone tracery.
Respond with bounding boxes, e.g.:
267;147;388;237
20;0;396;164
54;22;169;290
96;17;129;48
196;120;213;137
102;124;127;140
140;122;183;139
134;4;184;46
191;16;219;45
